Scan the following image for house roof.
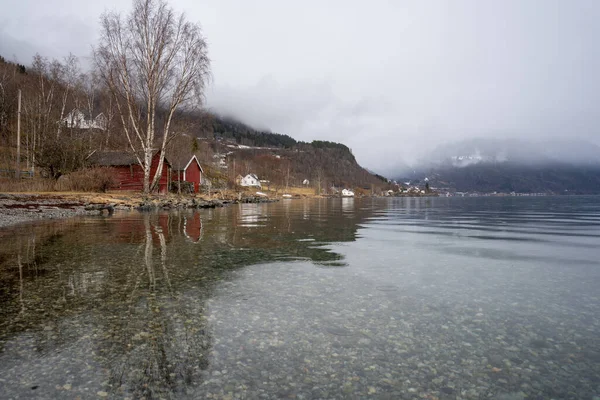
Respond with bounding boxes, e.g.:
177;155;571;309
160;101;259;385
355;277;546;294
88;151;139;166
170;153;204;172
87;150;170;167
66;108;104;120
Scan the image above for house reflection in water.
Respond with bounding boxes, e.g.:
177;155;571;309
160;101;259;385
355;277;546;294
183;212;203;243
113;213;171;244
239;204;267;228
341;197;354;214
109;212;203;244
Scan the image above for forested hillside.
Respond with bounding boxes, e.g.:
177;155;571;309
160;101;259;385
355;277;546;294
174;114;385;192
208;139;383;192
0;54;385;193
211;116;297;148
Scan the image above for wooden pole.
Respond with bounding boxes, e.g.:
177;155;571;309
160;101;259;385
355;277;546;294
15;89;21;179
286;161;290;192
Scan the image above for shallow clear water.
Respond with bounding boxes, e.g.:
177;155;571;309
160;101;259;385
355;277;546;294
0;197;599;399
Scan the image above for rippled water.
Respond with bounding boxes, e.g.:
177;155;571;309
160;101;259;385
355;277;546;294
0;197;599;399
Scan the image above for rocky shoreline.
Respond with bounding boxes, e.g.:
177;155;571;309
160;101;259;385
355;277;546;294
0;193;279;229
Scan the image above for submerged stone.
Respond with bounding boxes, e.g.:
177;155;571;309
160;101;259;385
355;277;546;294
376;285;398;292
325;326;354;337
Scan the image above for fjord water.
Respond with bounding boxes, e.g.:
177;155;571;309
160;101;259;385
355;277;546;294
0;197;599;399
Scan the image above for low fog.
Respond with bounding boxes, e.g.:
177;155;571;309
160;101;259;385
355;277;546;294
2;0;600;175
423;138;600;167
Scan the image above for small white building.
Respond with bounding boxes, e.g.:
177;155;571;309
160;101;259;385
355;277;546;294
240;174;261;188
302;179;310;186
341;189;355;197
62;108;107;130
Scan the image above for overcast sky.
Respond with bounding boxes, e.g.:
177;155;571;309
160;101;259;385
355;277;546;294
1;0;599;174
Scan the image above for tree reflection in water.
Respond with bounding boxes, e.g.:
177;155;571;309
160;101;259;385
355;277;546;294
106;213;212;398
0;199;371;398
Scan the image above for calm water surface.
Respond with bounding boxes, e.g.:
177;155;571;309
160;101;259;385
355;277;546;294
0;197;599;399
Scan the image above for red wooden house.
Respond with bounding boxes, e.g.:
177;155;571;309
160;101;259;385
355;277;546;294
171;154;204;193
87;150;171;193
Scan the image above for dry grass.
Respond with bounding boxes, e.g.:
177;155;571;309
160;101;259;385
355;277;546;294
283;186;316;196
0;178;56;192
0;168;117;193
236;185;318;198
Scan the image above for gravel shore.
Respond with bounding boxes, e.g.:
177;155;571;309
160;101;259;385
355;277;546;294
0;192;278;229
0;193;103;229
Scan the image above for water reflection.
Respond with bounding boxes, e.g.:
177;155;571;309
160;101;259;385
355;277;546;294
1;197;598;399
341;197;354;214
102;214;213;398
0;199;372;398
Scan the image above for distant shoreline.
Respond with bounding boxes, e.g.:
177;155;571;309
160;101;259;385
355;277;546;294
7;190;581;230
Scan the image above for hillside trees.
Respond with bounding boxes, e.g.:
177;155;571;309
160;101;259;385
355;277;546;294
95;0;211;193
0;58;31;169
212;116;297;148
0;52;125;180
22;54;91;178
0;60;13;142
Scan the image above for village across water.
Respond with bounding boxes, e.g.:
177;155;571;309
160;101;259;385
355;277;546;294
0;197;599;399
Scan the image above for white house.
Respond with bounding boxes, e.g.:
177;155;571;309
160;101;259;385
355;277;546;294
240;174;261;188
302;179;310;186
62;108;107;130
341;188;355;197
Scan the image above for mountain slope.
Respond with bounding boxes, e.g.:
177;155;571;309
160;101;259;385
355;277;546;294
181;114;387;191
397;138;600;194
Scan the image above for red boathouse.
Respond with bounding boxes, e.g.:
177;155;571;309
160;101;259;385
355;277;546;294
171;154;204;193
87;150;171;193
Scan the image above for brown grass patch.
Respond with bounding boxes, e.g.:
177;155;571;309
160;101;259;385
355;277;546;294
0;178;56;192
0;168;117;193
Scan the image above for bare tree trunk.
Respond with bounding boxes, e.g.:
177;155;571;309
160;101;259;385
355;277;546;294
144;150;152;194
143;215;155;292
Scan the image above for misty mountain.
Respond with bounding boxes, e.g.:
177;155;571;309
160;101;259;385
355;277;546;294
425;138;600;167
397;138;600;194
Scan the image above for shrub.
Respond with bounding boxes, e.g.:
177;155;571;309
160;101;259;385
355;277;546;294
55;168;117;192
170;181;194;194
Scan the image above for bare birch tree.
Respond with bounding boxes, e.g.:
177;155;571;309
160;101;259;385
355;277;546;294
95;0;210;193
56;54;80;138
25;54;59;175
